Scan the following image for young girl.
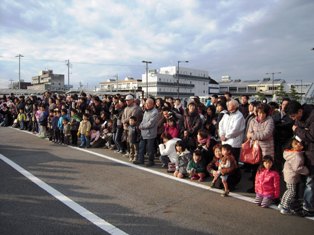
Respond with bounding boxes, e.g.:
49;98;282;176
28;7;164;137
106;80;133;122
254;155;280;208
164;117;179;138
187;149;206;182
174;140;192;178
211;144;234;197
279;137;309;215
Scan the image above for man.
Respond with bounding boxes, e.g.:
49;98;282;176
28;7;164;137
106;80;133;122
219;99;245;163
133;98;160;167
272;98;294;170
286;100;314;217
121;94;143;157
224;92;232;102
239;95;249;118
211;94;219;107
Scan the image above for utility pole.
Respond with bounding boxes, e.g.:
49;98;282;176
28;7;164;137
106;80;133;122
16;54;24;89
142;60;152;98
65;59;71;86
177;60;189;98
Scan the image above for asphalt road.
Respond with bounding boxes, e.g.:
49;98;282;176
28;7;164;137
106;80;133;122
0;127;313;235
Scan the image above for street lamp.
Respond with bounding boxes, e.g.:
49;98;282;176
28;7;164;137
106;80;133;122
266;72;281;96
16;54;24;89
177;60;189;98
142;60;152;98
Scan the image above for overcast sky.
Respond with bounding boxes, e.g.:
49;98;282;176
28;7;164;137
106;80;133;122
1;0;313;89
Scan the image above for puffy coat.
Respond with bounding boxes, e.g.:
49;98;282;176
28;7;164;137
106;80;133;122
255;168;280;198
283;150;309;184
247;116;275;157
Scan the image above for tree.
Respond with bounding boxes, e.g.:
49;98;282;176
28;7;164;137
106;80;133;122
289;85;301;101
275;84;288;103
256;91;266;101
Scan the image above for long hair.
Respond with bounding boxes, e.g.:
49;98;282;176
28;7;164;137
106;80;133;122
257;155;276;172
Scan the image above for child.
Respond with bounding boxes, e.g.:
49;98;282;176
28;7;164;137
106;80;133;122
279;137;309;215
70;108;81;146
63;118;71;145
174;140;192;178
78;113;91;148
187;149;206;182
210;144;234;197
51;109;60;143
254;155;280;208
101;120;114;149
127;116;141;162
17;108;26;130
164;117;179;138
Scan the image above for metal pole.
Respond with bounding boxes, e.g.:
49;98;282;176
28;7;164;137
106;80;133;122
142;61;152;98
266;72;281;96
16;54;24;89
177;60;189;98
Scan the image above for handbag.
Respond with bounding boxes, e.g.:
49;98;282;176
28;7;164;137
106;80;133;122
240;139;262;165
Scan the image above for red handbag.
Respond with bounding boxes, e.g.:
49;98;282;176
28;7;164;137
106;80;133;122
240;140;262;165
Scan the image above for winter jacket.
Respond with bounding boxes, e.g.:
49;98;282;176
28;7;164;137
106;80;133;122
139;107;159;139
283;150;309;184
176;150;192;174
219;110;245;148
184;110;202;137
247;116;275;157
164;123;179;138
121;104;143;125
187;160;206;173
159;138;181;163
255;168;280;198
78;120;91;136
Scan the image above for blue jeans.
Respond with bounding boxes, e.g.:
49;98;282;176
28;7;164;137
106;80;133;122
138;138;156;163
303;173;314;212
80;134;90;147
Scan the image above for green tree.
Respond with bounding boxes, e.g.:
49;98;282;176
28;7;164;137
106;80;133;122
256;91;266;101
289;85;301;101
275;84;288;103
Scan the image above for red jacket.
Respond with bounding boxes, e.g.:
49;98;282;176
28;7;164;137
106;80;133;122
255;168;280;198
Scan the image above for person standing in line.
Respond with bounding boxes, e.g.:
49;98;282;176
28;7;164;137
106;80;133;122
279;137;309;215
219;99;245;163
133;98;160;167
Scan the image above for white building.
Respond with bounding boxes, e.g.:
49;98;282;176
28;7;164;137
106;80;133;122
99;76;142;96
141;66;218;99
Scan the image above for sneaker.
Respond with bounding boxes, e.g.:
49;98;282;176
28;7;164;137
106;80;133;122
292;209;314;217
221;190;230;197
280;208;291;215
190;176;199;181
161;164;167;168
209;181;215;188
278;204;283;210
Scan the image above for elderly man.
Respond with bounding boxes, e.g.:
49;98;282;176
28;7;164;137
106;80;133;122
133;98;160;167
219;99;245;163
286;100;314;217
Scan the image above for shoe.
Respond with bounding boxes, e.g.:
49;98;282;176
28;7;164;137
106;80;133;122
114;149;121;153
278;204;283;210
221;190;230;197
145;162;155;167
198;177;205;182
123;153;129;157
209;181;215;188
161;164;167;168
190;176;199;181
292;209;314;217
280;208;291;215
133;160;144;165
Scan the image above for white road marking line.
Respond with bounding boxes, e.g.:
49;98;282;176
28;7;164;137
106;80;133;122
0;154;129;235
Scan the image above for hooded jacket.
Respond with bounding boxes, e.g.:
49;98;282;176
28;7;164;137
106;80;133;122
255;168;280;198
283;150;309;184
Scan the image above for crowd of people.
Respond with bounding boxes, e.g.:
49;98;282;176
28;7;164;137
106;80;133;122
0;91;313;217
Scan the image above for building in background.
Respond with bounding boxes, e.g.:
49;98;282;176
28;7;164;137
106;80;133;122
28;70;72;91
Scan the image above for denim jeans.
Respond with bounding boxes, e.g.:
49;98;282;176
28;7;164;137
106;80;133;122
303;173;314;212
80;134;90;147
114;127;124;151
138;138;156;163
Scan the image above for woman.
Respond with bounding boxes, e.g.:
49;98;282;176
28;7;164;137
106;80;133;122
246;103;275;192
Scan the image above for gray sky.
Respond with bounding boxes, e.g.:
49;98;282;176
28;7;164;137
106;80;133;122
1;0;313;89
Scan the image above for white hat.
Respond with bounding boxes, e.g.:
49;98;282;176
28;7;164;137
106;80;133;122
125;94;134;100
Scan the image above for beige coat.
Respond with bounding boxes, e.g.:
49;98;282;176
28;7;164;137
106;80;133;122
247;116;275;157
